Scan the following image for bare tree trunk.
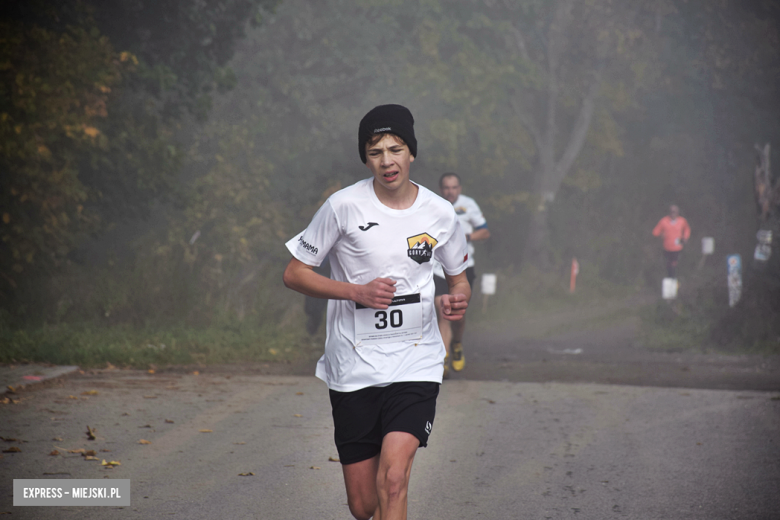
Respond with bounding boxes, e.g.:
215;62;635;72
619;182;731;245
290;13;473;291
510;0;601;269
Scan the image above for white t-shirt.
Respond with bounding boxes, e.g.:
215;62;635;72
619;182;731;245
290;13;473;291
286;178;468;392
433;193;487;277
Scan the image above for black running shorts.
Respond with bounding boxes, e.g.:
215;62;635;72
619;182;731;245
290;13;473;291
433;267;475;296
328;381;440;465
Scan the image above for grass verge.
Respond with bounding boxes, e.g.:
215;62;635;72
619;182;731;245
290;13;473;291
0;320;317;369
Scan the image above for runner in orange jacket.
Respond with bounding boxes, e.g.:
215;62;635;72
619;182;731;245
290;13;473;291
652;205;691;278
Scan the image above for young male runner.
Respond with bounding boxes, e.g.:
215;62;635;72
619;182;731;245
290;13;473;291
283;104;471;520
433;173;490;376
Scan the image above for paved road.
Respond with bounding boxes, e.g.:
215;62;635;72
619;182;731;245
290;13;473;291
1;369;779;519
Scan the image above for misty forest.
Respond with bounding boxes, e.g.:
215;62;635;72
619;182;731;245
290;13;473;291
2;0;779;367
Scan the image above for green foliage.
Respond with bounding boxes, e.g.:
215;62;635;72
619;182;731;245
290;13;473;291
0;17;124;286
2;0;277;315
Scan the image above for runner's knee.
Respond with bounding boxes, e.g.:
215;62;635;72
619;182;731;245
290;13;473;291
378;464;410;501
347;499;375;520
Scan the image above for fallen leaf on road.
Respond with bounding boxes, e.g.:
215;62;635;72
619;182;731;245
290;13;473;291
310;466;320;470
52;437;63;441
139;425;152;428
85;426;96;440
101;460;121;466
100;449;111;452
49;450;60;456
238;472;255;476
138;439;152;445
191;371;200;375
106;362;116;370
328;457;340;462
165;419;174;423
67;448;86;454
3;447;21;453
6;386;15;393
233;442;245;445
293;414;302;418
83;450;96;456
296;392;304;396
148;369;155;374
84;456;99;461
67;395;78;400
269;348;278;355
82;390;99;396
199;429;213;433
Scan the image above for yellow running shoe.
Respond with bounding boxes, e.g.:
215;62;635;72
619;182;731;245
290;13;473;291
451;342;465;371
443;354;450;379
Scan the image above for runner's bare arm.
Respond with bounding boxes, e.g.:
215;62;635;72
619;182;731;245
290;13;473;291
467;227;490;242
283;257;396;309
440;270;471;321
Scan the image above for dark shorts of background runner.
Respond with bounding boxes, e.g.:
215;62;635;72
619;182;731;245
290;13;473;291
329;382;440;465
434;267;475;296
663;250;680;277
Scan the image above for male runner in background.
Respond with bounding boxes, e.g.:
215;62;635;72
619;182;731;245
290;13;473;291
652;204;691;278
283;104;471;520
434;173;490;376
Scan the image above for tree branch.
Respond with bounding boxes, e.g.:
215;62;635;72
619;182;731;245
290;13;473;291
509;97;543;154
545;75;601;193
508;24;531;63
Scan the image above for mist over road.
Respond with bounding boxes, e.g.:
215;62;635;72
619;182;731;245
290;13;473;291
456;294;780;392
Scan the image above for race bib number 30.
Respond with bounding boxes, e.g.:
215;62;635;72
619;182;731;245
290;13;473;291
355;293;422;346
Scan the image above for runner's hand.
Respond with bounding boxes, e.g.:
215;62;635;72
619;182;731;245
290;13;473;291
440;293;468;321
354;278;397;309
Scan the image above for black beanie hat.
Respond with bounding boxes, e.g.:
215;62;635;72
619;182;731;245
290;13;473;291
358;104;417;164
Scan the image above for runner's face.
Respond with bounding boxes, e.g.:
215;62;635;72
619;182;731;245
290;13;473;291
669;206;679;219
440;176;461;204
365;134;414;192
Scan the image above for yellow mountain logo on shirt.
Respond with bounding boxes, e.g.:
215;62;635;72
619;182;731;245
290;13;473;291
407;233;438;264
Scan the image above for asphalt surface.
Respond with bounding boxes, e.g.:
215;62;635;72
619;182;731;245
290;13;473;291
1;299;779;519
1;370;779;519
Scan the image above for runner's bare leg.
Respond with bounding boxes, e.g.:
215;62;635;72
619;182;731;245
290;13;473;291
342;455;379;520
375;431;420;520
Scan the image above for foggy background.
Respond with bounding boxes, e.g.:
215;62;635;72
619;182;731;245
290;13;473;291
2;0;779;365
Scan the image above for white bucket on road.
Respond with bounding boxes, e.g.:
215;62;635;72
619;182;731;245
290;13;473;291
481;273;497;295
662;277;678;299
